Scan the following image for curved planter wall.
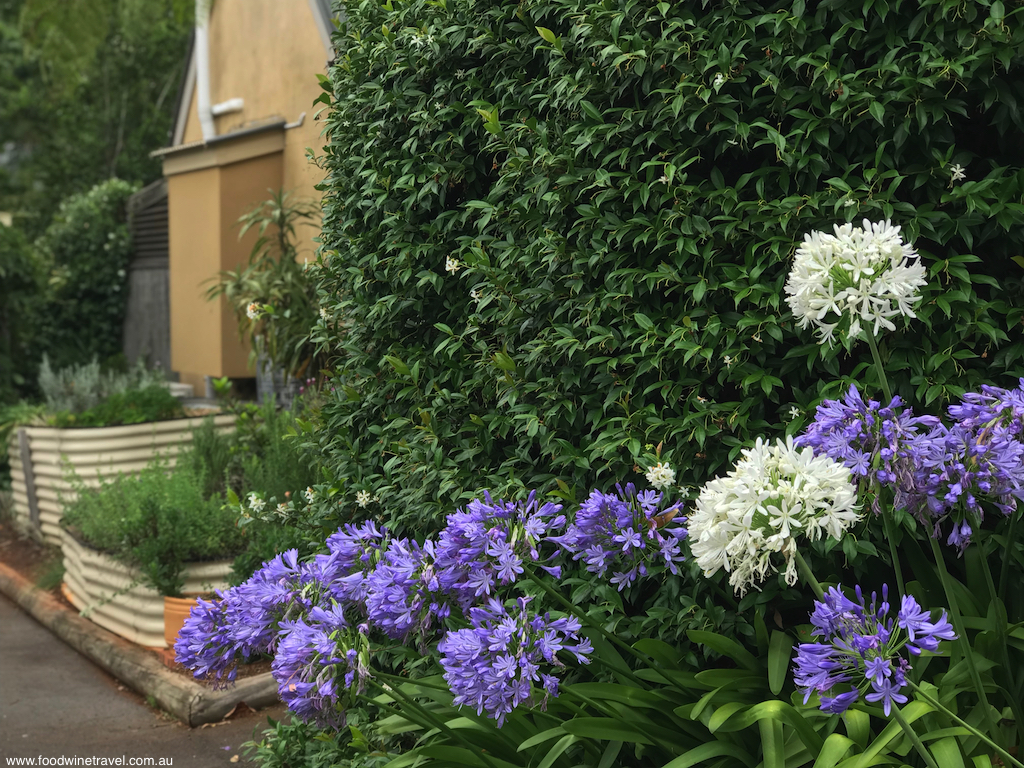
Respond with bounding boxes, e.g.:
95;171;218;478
61;530;233;648
7;413;234;546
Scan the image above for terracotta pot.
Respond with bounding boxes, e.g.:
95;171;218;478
163;595;199;649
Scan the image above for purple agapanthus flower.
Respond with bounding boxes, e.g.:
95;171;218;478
793;585;955;716
550;484;687;590
364;537;452;641
323;520;390;604
796;385;938;513
435;491;566;608
437;596;592;725
905;416;1024;552
175;549;307;685
272;603;370;728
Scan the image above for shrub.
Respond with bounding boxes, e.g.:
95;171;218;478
50;385;184;428
35;178;136;370
312;0;1024;535
38;354;172;416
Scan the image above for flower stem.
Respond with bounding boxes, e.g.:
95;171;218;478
793;550;825;601
927;536;1001;744
881;508;906;596
999;510;1020;609
865;332;893;403
909;682;1024;768
890;704;941;768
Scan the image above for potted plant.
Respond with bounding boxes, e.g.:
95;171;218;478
59;459;245;648
4;357;234;545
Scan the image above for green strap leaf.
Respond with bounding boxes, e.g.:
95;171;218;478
537;734;577;768
929;737;967;768
769;631;792;695
688;630;761;671
659;740;756;768
811;733;857;768
561;717;654;744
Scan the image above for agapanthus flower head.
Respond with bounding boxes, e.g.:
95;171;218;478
796;385;939;513
437;596;592;725
435;491;565;608
272;605;370;728
905;417;1024;553
785;219;927;346
175;549;307;683
794;584;955;716
947;379;1024;437
323;521;390;605
691;436;861;595
364;537;451;641
552;484;687;590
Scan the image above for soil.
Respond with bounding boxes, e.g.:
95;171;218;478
0;519;273;686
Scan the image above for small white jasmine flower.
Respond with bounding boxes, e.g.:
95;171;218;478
696;395;708;404
304;487;315;504
434;101;443;111
248;493;265;513
445;256;461;274
246;302;262;320
713;73;726;88
784;219;927;346
356;490;372;508
276;502;289;516
690;436;861;595
843;198;857;208
455;69;467;79
789;406;801;420
949;163;967;184
658;174;669;184
724;355;734;367
645;462;676;490
470;286;483;302
319;307;330;321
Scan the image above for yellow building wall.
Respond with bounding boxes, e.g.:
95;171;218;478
167;167;222;393
217;152;286;377
180;0;327;257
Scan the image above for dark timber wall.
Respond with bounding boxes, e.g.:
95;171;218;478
123;179;171;375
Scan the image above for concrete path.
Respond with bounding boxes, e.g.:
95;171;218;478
0;594;286;765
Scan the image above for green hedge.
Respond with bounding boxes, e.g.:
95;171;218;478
313;0;1024;532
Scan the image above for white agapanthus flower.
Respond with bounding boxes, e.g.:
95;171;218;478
246;302;263;320
690;436;861;596
784;219;927;345
645;461;676;490
356;490;372;508
247;493;266;514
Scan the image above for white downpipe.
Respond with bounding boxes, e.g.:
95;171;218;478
195;0;216;141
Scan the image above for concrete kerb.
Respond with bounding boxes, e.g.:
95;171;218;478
0;560;279;727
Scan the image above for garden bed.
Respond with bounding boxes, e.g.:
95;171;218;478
60;528;233;649
7;413;234;546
